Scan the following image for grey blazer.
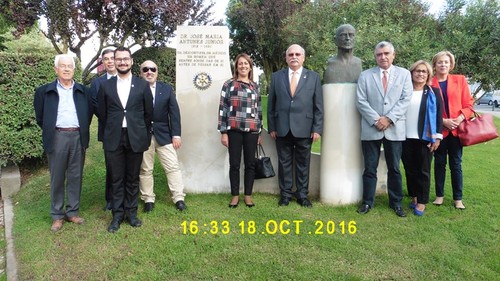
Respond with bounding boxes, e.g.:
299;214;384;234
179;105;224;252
267;68;323;138
356;65;413;141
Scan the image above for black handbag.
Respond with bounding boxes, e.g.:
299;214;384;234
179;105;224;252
254;144;275;179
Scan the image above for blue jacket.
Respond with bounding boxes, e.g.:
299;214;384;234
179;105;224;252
33;80;93;153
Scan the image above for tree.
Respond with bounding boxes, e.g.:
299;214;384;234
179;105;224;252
280;0;441;77
438;0;499;96
1;0;216;84
226;0;308;84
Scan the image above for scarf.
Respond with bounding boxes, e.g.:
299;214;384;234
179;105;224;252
422;87;437;143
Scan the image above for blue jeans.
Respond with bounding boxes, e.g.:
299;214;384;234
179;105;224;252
434;134;463;200
361;139;403;208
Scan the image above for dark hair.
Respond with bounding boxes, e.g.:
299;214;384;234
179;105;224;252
101;48;115;57
114;46;131;57
232;53;254;81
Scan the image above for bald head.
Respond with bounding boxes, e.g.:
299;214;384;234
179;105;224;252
140;60;158;85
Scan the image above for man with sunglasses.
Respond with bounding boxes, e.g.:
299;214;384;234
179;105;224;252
267;44;324;207
90;48;117;211
138;60;186;213
97;46;153;233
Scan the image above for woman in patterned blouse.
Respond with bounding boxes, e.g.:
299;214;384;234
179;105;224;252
218;53;262;208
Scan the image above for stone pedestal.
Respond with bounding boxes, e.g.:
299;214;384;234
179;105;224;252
320;84;363;205
175;26;232;193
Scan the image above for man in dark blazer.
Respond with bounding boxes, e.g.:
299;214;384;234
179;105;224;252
34;54;93;232
97;46;153;233
267;44;324;207
138;60;186;213
90;48;116;210
355;41;413;217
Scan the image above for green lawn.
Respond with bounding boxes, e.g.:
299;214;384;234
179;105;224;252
11;116;500;280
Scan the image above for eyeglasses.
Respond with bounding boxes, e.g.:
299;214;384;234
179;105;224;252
142;67;157;73
287;53;302;57
115;57;131;63
414;69;428;74
57;64;75;70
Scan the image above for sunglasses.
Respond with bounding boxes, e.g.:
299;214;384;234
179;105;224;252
142;67;157;73
287;53;302;57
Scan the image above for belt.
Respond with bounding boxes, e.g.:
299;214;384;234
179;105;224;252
56;127;79;131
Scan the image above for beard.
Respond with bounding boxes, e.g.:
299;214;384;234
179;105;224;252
117;66;131;75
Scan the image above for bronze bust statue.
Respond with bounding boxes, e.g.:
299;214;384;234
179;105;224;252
324;24;362;83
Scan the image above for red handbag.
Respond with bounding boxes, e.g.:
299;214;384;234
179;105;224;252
457;111;498;146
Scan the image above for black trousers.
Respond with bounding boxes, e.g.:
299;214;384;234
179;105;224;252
105;129;143;220
402;139;432;204
275;131;312;200
227;130;259;196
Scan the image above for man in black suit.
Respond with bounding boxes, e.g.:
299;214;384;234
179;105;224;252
97;46;153;233
34;54;93;232
138;60;187;213
267;44;324;207
90;48;116;210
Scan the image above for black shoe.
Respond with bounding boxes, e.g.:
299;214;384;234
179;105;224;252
393;207;407;217
278;197;290;206
127;216;142;227
228;201;239;208
107;219;121;233
297;198;312;208
175;200;186;211
357;204;371;214
144;202;154;213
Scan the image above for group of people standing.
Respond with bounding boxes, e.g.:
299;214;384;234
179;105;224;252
218;39;473;218
34;47;186;233
34;34;473;233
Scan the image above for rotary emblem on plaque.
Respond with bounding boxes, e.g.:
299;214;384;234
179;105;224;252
193;72;212;90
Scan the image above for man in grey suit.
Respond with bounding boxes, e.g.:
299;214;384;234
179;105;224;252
97;46;153;232
268;44;323;207
355;41;412;217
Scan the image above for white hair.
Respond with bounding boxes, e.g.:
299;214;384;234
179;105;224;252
54;54;76;68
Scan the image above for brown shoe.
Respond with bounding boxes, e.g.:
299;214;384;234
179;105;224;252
51;219;64;232
66;216;85;225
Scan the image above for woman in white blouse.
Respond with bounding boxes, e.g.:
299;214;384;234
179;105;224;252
402;60;443;216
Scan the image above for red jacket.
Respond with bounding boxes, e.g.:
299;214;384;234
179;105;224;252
431;74;474;137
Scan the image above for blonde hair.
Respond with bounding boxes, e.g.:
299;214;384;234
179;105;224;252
409;60;433;84
432;51;455;71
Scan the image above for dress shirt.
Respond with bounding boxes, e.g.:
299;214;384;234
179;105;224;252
55;79;79;128
106;73;115;80
288;67;303;88
149;82;156;105
117;74;132;128
379;66;393;83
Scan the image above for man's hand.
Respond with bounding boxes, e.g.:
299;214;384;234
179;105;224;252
311;132;321;142
270;131;277;140
172;137;182;150
375;116;392;131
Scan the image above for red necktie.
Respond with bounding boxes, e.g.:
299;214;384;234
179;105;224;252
382;71;388;93
290;72;297;97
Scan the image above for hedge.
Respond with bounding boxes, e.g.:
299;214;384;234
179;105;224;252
131;46;176;87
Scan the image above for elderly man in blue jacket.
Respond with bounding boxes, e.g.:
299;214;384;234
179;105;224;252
34;54;93;232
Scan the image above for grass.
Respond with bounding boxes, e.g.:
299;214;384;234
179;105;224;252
11;114;500;280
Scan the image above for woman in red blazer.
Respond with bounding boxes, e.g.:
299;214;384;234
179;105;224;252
430;51;474;209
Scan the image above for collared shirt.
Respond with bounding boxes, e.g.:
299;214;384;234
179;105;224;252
117;74;132;127
55;79;79;128
288;67;303;88
379;66;393;82
149;82;156;105
106;73;116;80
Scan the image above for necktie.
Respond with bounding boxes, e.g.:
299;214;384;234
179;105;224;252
382;71;388;93
290;72;297;97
